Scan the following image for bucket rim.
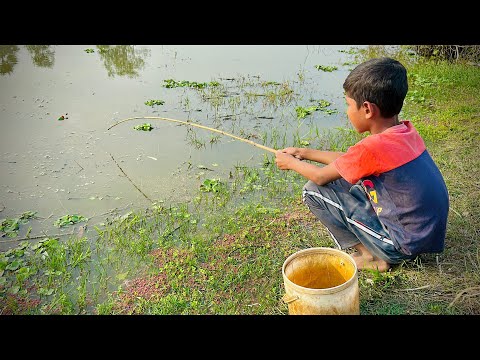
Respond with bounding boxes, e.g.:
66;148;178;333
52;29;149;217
282;247;358;294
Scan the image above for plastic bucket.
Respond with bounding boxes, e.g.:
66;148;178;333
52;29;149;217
282;247;359;315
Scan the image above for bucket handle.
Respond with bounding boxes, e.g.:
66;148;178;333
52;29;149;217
282;294;299;304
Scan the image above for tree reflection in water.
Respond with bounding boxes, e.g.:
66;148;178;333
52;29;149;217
96;45;151;78
0;45;151;78
0;45;20;75
25;45;55;68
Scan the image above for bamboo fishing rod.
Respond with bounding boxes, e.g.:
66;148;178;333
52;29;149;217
107;116;278;154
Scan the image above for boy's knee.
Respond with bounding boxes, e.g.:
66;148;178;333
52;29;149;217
302;180;319;194
302;181;327;208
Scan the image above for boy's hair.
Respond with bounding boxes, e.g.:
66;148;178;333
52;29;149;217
343;57;408;118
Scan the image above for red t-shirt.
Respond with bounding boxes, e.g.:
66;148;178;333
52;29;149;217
333;121;426;184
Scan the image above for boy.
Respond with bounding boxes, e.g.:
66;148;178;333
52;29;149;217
275;57;449;272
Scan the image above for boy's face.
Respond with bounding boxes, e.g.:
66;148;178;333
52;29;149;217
345;95;368;133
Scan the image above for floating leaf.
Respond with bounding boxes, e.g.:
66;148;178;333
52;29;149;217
0;218;19;237
19;211;36;224
144;99;165;106
199;178;224;193
163;79;219;89
6;260;21;271
54;214;87;228
314;64;338;72
134;123;154;131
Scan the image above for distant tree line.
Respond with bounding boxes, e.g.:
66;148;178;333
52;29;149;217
408;45;480;63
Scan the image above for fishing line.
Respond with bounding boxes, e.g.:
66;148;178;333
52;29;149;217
107;116;278;154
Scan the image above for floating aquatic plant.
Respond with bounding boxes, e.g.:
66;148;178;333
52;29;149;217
54;214;87;228
144;99;165;107
133;123;154;131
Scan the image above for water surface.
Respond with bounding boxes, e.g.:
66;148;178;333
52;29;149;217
0;45;362;250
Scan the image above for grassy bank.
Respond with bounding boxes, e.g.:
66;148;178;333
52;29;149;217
1;47;479;315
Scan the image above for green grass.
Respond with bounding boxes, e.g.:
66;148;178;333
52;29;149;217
1;47;479;315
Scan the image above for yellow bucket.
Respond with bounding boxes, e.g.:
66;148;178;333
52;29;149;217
282;247;359;315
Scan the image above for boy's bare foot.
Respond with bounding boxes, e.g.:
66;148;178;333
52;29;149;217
351;243;391;272
351;252;390;272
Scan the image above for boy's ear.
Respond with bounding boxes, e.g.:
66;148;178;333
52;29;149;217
362;101;376;119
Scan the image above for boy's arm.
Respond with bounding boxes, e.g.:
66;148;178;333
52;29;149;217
275;150;342;185
281;147;344;164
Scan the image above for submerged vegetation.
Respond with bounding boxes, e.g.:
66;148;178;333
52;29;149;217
1;45;479;315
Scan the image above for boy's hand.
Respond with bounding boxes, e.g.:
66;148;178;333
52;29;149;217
282;147;304;160
275;150;298;170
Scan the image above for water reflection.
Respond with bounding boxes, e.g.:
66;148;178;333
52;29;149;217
1;45;151;78
96;45;151;78
25;45;55;68
0;45;20;75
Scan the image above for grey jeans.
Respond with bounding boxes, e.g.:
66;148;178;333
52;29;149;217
302;179;415;264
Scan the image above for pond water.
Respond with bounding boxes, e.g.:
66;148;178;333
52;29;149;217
0;45;363;251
